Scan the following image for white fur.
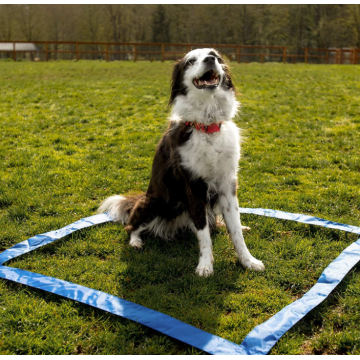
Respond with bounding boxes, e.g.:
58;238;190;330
142;212;194;240
172;48;239;125
178;121;241;185
129;227;143;248
218;182;264;271
101;48;264;276
176;120;264;272
195;224;214;277
134;205;217;241
173;48;264;274
98;195;129;224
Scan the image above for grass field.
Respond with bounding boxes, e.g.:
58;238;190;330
0;60;360;355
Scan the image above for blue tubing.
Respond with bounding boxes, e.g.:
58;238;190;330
1;208;360;354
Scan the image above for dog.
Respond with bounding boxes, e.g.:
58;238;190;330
98;48;265;277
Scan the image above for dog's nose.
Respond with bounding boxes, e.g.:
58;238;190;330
203;56;216;64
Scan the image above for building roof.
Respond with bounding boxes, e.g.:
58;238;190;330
0;42;38;51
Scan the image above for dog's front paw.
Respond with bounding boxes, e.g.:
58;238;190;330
241;226;251;232
241;256;265;271
195;263;214;277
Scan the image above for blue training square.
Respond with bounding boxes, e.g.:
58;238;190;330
1;208;360;355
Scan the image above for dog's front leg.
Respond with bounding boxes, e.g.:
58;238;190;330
186;182;214;277
195;222;214;277
219;180;265;271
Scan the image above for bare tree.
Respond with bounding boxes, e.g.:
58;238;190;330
105;4;122;43
352;4;360;48
17;4;40;41
1;4;359;52
0;5;16;40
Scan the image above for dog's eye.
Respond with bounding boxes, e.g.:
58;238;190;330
188;59;196;65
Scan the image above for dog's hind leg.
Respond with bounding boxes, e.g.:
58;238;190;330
129;227;144;248
126;195;158;249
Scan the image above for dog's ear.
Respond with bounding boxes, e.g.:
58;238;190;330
222;62;236;92
169;57;187;106
223;65;236;92
219;54;236;93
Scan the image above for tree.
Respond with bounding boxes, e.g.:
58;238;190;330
1;4;359;51
17;4;40;41
152;5;170;43
105;4;123;42
0;5;15;40
353;4;360;47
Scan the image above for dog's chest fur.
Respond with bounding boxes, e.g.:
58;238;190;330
172;91;238;125
173;92;240;188
178;121;240;187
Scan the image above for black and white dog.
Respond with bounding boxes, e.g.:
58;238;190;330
99;48;264;276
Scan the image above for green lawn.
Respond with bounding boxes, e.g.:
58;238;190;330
0;60;360;355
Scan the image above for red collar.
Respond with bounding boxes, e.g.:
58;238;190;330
185;121;223;134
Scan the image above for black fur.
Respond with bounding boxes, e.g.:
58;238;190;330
109;49;234;236
125;121;214;233
169;58;189;106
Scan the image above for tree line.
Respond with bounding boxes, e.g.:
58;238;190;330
1;4;359;53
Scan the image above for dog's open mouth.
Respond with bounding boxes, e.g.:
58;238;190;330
193;69;220;89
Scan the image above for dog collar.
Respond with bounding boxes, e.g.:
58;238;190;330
185;121;223;134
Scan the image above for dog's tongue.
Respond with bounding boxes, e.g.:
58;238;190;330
195;73;220;86
196;78;218;86
207;77;218;85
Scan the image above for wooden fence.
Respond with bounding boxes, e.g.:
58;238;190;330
0;41;359;64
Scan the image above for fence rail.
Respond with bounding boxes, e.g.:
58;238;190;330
0;41;359;64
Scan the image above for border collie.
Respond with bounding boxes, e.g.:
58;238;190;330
99;48;264;276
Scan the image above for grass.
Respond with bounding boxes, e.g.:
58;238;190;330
0;60;360;355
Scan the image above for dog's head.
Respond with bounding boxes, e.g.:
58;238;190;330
169;48;235;106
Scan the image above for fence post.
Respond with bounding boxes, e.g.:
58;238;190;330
161;43;164;62
260;53;264;64
45;42;49;61
283;47;286;64
351;49;356;64
304;48;308;64
105;43;109;62
13;42;16;61
237;46;240;63
325;49;329;64
133;44;137;62
76;42;80;61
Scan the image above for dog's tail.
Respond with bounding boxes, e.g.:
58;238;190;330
97;194;143;224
